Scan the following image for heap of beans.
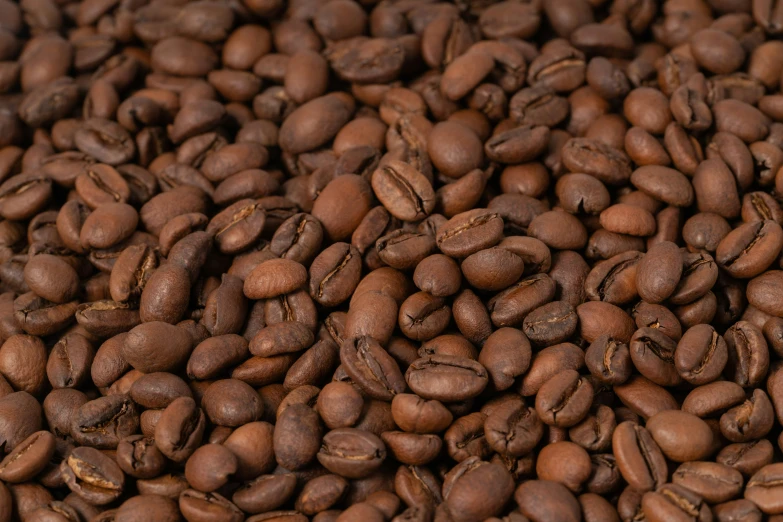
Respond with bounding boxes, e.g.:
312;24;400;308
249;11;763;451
7;0;783;521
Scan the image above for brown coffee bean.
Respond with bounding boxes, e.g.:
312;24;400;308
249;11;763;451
535;370;593;428
61;446;124;505
646;410;714;462
672;461;744;504
371;161;435;222
122;322;193;373
406;354;488;402
675;324;728;385
515;480;581;522
0;430;54;483
612;421;667;492
155;397;206;463
484;398;543;458
312;174;373;242
317;427;386;479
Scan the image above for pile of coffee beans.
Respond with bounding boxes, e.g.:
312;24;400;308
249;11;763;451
8;0;783;521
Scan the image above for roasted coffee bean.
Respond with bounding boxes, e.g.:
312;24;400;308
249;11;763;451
629;327;681;387
154;397;206;464
371;161;435;222
61;446;125;505
121;322;193;374
612;421;667;492
641;483;712;522
309;243;362;307
646;410;714;462
0;430;55;483
405;355;488;402
585;335;632;385
318;427;386;479
521;342;584;398
484;398;543;458
724;321;769;388
515;480;582;522
745;463;783;514
636;241;683;304
674;324;728;385
46;332;93;390
340;336;405;401
70;394;138;449
535;370;593;428
672;461;744;504
116;435;166;480
585;251;642;306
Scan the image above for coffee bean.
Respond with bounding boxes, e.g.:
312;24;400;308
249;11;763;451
629;327;681;387
233;473;297;515
745;463;783;514
535;370;593;428
61;446;125;505
484;398;543;458
340;336;405;401
443;457;514;520
179;489;244;522
317;428;386;479
371;161;435;222
0;430;55;483
122;322;193;374
672;461;744;504
612;421;667;492
154;397;205;464
515;480;581;522
641;483;712;522
70;394;138;449
646;410;714;462
405;355;488;402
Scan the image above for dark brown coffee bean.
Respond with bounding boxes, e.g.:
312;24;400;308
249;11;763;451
406;354;488;402
724;321;769;388
234;474;298;515
484;398;543;458
646;410;714;462
154;397;205;463
340;336;405;401
179;489;244;522
515;480;581;522
721;388;775;443
522;301;577;346
46;333;93;390
717;220;783;278
116;435;166;480
0;172;53;221
577;301;636;344
535;370;593;428
672;461;744;504
612;421;667;492
371;161;435;222
317;427;386;479
585;251;642;306
70;394;138;449
641;483;712;522
562;137;633;186
629;327;681;387
675;324;728;385
122;322;193;374
0;333;47;395
0;430;54;483
744;463;783;514
61;446;124;505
